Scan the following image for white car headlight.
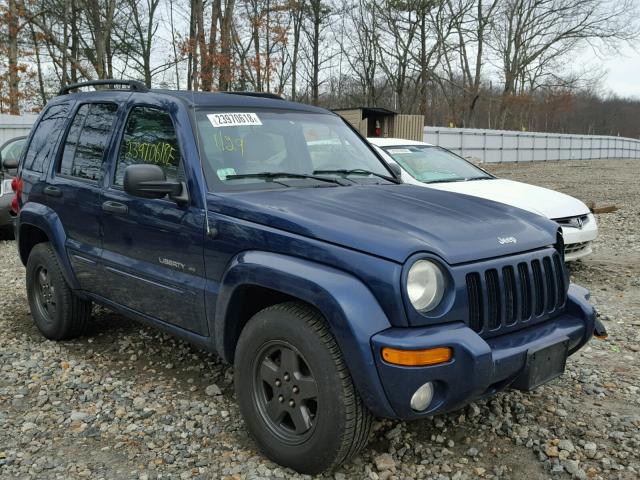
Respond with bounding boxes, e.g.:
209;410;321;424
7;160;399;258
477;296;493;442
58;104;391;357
1;179;12;196
406;260;445;312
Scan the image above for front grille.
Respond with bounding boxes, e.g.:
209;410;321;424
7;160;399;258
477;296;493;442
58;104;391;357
531;260;544;316
555;214;589;228
502;266;517;325
466;252;567;335
485;269;501;329
565;241;590;254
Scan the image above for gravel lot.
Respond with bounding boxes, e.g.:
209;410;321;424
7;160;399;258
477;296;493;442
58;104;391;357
1;159;638;480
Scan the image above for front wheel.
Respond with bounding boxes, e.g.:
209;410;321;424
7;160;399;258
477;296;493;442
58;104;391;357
234;302;373;474
26;242;91;340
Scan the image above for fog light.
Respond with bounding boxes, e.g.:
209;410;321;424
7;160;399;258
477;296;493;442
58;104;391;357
410;382;434;412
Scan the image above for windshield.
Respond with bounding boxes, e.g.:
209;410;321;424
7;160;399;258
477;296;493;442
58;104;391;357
195;109;393;191
381;145;491;183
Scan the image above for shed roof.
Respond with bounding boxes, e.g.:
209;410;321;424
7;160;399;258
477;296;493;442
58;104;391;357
333;107;396;116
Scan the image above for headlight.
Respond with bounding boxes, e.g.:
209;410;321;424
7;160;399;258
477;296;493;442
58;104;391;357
1;179;12;196
406;260;445;312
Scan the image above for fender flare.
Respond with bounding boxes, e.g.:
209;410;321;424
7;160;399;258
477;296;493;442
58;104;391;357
565;283;596;354
17;203;80;290
214;250;397;417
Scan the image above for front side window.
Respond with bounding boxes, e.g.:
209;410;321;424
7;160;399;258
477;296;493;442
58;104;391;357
114;107;181;186
195;110;393;191
23;103;70;173
381;145;492;184
58;103;119;181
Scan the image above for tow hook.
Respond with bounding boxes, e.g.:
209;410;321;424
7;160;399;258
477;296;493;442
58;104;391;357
594;318;608;340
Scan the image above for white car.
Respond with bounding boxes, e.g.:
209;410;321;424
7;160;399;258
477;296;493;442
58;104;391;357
369;137;597;261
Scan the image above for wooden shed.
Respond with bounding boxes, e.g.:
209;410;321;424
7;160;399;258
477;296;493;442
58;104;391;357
333;107;424;141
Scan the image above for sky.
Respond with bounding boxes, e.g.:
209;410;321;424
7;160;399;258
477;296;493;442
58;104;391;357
595;44;640;99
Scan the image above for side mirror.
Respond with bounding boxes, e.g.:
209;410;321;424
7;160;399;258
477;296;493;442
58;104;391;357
388;161;403;179
123;164;188;203
2;155;19;170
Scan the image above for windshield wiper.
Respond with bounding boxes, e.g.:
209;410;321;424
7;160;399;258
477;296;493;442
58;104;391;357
313;169;400;184
224;172;344;185
423;178;468;184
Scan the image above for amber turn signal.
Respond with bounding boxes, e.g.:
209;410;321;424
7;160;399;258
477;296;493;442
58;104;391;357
381;346;453;366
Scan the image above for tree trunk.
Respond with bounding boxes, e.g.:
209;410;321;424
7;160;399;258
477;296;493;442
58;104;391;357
187;0;197;90
290;1;303;101
195;0;207;90
310;0;321;105
70;1;79;83
219;0;235;90
418;11;428;118
169;0;181;88
200;0;220;91
251;0;262;91
29;22;47;107
7;0;20;114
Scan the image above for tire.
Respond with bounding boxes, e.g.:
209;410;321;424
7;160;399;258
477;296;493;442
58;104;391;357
26;242;91;340
234;301;373;474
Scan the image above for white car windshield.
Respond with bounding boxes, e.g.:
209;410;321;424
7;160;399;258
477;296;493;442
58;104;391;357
381;145;492;184
195;110;394;191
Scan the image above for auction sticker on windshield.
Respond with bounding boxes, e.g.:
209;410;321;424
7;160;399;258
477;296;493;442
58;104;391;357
207;113;262;127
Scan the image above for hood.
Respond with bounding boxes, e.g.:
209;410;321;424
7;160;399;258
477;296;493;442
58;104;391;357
211;184;559;265
428;179;589;220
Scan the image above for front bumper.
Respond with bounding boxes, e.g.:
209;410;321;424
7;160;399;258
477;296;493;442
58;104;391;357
561;214;598;261
371;284;595;419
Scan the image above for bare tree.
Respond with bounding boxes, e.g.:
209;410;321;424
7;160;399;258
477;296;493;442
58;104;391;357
299;0;333;104
492;0;638;125
335;0;380;105
288;0;304;100
6;0;20;113
115;0;162;87
374;0;420;112
442;0;499;126
219;0;236;90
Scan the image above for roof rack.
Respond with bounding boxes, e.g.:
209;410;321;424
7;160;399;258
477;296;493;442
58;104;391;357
59;79;148;96
221;91;284;100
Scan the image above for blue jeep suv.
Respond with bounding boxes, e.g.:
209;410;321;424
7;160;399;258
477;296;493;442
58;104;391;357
10;80;596;473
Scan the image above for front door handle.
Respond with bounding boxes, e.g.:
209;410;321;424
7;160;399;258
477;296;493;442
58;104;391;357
43;186;62;197
102;200;128;215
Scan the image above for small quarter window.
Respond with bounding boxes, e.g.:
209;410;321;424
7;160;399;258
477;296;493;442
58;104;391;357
58;103;119;181
115;107;181;186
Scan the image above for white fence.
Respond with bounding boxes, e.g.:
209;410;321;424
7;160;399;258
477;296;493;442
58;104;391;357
0;114;38;145
423;126;640;163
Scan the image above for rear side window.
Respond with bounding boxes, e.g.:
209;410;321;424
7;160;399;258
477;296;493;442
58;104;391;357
22;103;70;173
114;106;181;186
58;103;119;181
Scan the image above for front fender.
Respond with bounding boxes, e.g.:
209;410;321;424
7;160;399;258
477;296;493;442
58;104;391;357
215;250;396;417
17;203;79;290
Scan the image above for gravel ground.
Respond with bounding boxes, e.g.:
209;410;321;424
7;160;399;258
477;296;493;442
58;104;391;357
1;159;638;480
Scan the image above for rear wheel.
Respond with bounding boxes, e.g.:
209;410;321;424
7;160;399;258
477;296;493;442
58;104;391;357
26;243;91;340
234;302;373;474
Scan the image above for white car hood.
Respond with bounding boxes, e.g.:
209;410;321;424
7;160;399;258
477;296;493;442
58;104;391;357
427;178;589;219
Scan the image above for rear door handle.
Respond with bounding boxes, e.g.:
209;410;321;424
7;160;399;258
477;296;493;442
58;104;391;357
43;186;62;197
102;200;128;215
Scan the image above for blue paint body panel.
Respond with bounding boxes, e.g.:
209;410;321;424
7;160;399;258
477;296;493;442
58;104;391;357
13;88;596;420
371;285;594;418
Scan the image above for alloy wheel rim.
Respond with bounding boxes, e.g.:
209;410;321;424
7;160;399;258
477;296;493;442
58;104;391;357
252;340;319;445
